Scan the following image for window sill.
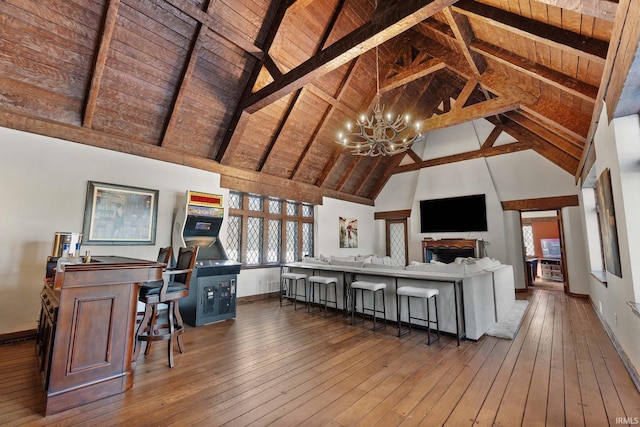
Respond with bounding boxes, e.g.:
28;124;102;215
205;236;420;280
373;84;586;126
590;270;607;286
628;302;640;319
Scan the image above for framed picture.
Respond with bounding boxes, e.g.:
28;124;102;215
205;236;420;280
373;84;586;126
82;181;158;245
339;217;358;248
595;168;621;277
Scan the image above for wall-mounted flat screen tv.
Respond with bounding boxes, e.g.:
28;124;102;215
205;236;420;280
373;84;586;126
420;194;487;233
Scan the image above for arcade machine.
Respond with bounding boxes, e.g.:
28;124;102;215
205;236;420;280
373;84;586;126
173;191;241;326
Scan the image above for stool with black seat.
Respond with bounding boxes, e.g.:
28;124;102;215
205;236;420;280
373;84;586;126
350;281;387;331
280;270;308;310
308;275;338;316
133;246;198;368
396;286;440;345
135;246;173;326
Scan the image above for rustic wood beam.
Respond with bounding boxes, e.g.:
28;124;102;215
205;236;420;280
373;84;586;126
243;0;457;113
0;110;372;206
452;0;608;64
406;148;423;164
160;7;208;147
419;96;520;132
393;140;532;174
258;89;303;172
163;0;263;59
336;156;361;192
354;157;383;196
83;0;120;128
471;40;598;103
379;58;446;94
215;0;289;163
531;0;617;21
442;7;487;77
306;84;358;117
375;209;412;220
452;79;477;110
502;110;584;159
481;124;503;149
501;195;579;211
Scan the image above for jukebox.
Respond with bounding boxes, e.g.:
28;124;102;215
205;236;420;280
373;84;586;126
172;191;241;326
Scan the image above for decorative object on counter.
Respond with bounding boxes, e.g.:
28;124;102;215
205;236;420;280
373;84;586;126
82;181;158;245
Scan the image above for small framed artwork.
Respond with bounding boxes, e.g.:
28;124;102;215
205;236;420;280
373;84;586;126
82;181;159;245
339;217;358;248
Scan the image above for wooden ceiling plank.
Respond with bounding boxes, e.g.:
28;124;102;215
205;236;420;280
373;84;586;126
354;157;383;196
163;0;264;59
452;78;478;110
472;40;598;103
215;0;290;164
530;0;617;21
452;0;608;64
258;89;303;172
243;0;458;113
306;84;358;117
83;0;121;129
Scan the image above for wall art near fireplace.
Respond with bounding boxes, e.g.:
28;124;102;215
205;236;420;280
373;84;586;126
82;181;158;245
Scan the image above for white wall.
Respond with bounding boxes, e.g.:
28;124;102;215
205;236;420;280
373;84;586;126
585;108;640;374
316;197;376;257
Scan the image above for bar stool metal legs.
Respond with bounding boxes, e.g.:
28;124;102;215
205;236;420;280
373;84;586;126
350;281;387;331
280;272;308;310
308;276;338;316
397;286;440;345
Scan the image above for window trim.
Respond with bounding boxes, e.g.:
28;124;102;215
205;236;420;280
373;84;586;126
228;192;314;268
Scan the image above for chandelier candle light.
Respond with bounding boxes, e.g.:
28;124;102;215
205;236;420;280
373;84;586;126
336;44;423;156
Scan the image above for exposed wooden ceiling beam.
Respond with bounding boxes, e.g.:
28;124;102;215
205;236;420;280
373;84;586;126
471;40;598;103
160;0;211;147
501;195;580;211
163;0;263;59
393;140;532;174
419;96;520;132
531;0;617;21
452;0;608;64
379;58;446;94
442;7;487;77
83;0;120;128
481;124;503;149
243;0;458;113
215;0;289;164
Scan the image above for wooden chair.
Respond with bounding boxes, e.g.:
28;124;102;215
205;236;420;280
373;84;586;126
134;246;198;367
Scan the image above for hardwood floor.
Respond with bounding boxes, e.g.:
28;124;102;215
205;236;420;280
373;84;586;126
2;289;640;426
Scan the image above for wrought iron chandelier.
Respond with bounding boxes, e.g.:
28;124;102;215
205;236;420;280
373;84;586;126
335;45;423;156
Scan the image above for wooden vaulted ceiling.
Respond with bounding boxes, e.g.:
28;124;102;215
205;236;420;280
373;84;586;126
1;0;639;205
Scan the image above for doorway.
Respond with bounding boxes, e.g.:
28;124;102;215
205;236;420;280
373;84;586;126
520;210;566;292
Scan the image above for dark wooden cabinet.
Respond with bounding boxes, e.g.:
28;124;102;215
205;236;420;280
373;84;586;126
36;256;163;416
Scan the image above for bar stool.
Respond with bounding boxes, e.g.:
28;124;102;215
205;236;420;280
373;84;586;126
280;271;308;310
396;286;440;345
350;281;387;331
308;275;338;316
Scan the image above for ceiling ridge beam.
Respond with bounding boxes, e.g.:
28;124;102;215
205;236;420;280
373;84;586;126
452;0;608;64
243;0;458;114
83;0;121;129
379;58;446;94
418;95;520;132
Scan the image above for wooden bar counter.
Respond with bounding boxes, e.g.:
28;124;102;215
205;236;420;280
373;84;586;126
37;256;164;416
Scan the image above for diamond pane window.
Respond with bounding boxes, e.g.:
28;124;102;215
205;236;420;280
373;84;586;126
302;222;313;257
285;220;298;262
248;195;263;212
246;217;263;265
228;192;241;209
286;201;298;216
523;225;535;257
302;204;313;218
269;198;282;214
226;215;241;262
389;222;406;266
267;219;282;263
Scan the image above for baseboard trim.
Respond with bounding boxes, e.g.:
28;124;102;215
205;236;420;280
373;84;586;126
0;329;37;345
589;297;640;393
